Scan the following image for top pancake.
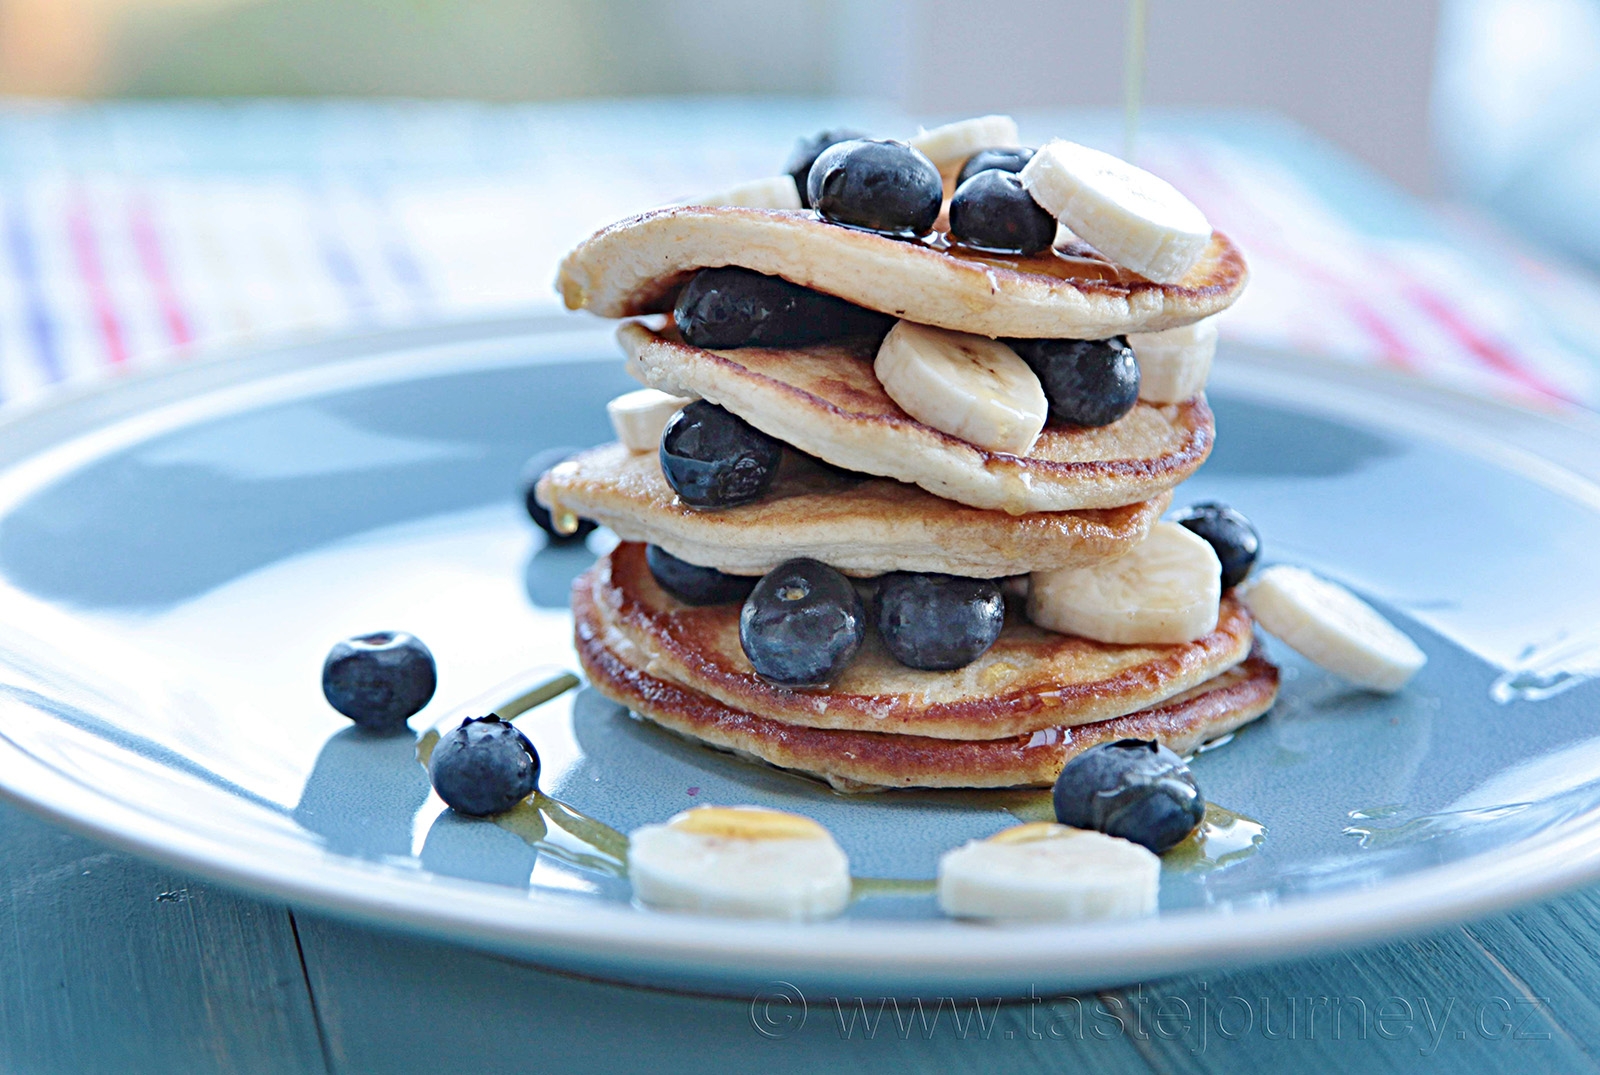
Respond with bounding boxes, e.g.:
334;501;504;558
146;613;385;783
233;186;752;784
557;206;1248;339
622;322;1213;514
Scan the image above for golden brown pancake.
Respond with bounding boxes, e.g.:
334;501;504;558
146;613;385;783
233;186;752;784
557;206;1248;339
621;323;1213;514
584;543;1257;741
576;581;1279;791
538;442;1170;578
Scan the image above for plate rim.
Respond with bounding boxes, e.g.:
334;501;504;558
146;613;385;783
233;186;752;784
1;317;1599;994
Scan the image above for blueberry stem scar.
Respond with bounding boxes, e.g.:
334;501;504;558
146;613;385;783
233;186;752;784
492;671;582;721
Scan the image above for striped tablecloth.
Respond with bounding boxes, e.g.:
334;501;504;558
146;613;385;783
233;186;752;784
3;98;1597;411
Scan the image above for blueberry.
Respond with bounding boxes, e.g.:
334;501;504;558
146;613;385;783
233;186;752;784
321;632;437;732
1172;502;1260;590
948;170;1057;255
739;558;865;687
956;146;1035;187
807;139;943;238
659;401;784;509
1009;337;1140;427
785;128;869;208
1053;739;1204;854
673;267;894;350
646;544;760;606
875;572;1005;670
428;715;540;817
520;447;596;543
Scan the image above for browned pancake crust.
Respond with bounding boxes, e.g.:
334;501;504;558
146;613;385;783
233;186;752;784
587;543;1256;740
621;323;1214;514
557;207;1248;339
538;443;1170;577
576;582;1279;790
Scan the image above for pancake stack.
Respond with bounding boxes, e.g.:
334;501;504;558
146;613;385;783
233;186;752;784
542;121;1279;791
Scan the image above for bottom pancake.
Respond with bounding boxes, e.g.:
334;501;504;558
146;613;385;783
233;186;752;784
575;580;1280;792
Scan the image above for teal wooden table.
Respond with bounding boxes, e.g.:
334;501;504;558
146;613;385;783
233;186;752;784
4;797;1595;1073
4;100;1600;1074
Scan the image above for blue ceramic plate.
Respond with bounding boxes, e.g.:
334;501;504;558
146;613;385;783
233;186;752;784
1;316;1600;996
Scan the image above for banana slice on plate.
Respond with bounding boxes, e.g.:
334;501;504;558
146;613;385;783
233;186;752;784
1241;565;1426;693
607;388;697;452
1020;140;1212;284
628;806;852;920
909;115;1021;171
938;822;1160;922
685;176;803;210
874;320;1047;455
1028;521;1221;645
1129;317;1217;404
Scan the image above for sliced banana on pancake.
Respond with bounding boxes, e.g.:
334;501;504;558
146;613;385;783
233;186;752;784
1021;140;1213;285
909;115;1021;171
606;388;697;451
937;823;1159;921
621;322;1213;514
558;206;1247;340
685;176;802;210
1130;317;1217;404
628;806;852;919
1241;565;1426;693
538;443;1167;578
1028;521;1222;645
875;321;1046;455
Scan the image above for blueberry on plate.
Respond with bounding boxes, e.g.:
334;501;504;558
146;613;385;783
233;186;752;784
429;715;540;817
740;558;865;687
806;139;943;238
785;128;868;207
321;632;437;733
1009;337;1140;427
520;447;597;543
875;572;1005;670
948;169;1057;255
659;401;784;509
646;544;760;606
673;267;894;350
1053;739;1204;854
956;146;1035;187
1172;502;1261;590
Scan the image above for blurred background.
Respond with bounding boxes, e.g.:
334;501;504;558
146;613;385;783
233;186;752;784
6;0;1597;203
0;0;1597;407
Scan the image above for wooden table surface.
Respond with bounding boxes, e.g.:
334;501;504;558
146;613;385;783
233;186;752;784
5;795;1594;1074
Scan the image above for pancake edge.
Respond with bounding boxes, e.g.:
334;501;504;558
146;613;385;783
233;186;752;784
621;322;1214;514
539;442;1171;577
576;583;1279;791
585;544;1260;740
557;206;1248;339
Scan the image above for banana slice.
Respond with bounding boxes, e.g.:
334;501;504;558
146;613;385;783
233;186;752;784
685;176;802;210
607;388;697;452
1241;565;1426;693
909;115;1021;171
1019;140;1212;284
874;320;1047;455
628;806;852;920
1129;317;1217;404
937;822;1159;921
1028;521;1221;644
